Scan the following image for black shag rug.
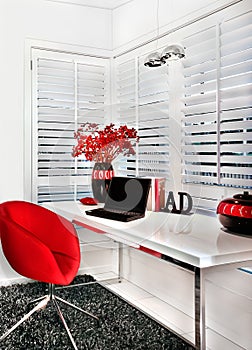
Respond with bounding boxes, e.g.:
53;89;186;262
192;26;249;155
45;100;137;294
0;275;194;350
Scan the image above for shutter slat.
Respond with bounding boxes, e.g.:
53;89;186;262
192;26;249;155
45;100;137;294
220;108;252;121
221;155;252;164
182;112;215;124
184;164;218;173
183;91;216;105
182;144;217;152
221;36;251;58
220;177;252;187
182;174;218;183
221;96;252;110
221;132;252;142
185;69;216;86
139;127;169;137
221;47;252;68
139;136;169;145
183;134;217;143
221;143;251;152
220;120;252;131
184;81;216;95
220;166;252;176
184;154;216;162
184;122;216;133
183;101;216;114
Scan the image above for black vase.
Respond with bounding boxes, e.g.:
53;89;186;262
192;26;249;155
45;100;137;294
91;162;114;202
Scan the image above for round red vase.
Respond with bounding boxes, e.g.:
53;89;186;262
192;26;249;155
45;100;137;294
91;162;114;202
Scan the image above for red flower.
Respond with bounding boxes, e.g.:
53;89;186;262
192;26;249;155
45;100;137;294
72;122;139;162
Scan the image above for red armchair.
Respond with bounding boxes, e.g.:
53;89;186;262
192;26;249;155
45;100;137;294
0;200;98;349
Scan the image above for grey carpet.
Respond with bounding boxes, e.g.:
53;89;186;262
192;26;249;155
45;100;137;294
0;275;194;350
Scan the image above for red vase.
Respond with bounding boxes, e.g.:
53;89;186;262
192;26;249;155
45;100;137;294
91;162;114;202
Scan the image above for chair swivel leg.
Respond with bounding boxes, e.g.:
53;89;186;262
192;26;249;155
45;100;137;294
0;283;98;349
28;295;48;305
55;296;99;321
0;296;49;342
49;283;99;350
52;298;78;350
49;283;98;321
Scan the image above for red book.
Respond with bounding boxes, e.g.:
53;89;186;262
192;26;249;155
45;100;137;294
147;177;166;211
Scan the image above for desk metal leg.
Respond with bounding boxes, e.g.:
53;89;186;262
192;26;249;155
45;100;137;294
117;241;122;282
195;267;206;350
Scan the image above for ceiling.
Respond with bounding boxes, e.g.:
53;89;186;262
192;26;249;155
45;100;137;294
47;0;133;9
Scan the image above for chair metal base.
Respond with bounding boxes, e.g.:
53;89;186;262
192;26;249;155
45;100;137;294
0;283;98;350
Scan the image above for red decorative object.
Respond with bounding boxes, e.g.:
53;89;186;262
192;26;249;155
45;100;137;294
72;123;138;202
72;122;139;162
91;162;114;202
92;167;114;180
79;197;98;205
217;191;252;235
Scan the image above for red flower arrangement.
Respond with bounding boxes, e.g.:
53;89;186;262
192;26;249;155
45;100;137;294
72;122;139;163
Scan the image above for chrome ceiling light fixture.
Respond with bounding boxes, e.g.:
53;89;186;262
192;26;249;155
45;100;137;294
144;0;165;68
144;52;165;67
161;44;185;61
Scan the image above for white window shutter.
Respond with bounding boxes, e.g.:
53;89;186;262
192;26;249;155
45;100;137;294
32;50;109;203
138;56;170;178
115;56;170;178
182;11;252;193
219;11;252;188
182;26;218;186
116;58;137;176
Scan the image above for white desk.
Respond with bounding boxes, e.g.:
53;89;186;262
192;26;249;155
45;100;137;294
43;201;252;350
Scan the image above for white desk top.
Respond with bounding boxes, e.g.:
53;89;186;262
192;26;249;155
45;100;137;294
44;201;252;269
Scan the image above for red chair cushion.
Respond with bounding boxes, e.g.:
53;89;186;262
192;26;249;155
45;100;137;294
0;201;80;285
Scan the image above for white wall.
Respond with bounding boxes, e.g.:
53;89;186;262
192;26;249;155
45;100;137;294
112;0;240;54
0;0;112;203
